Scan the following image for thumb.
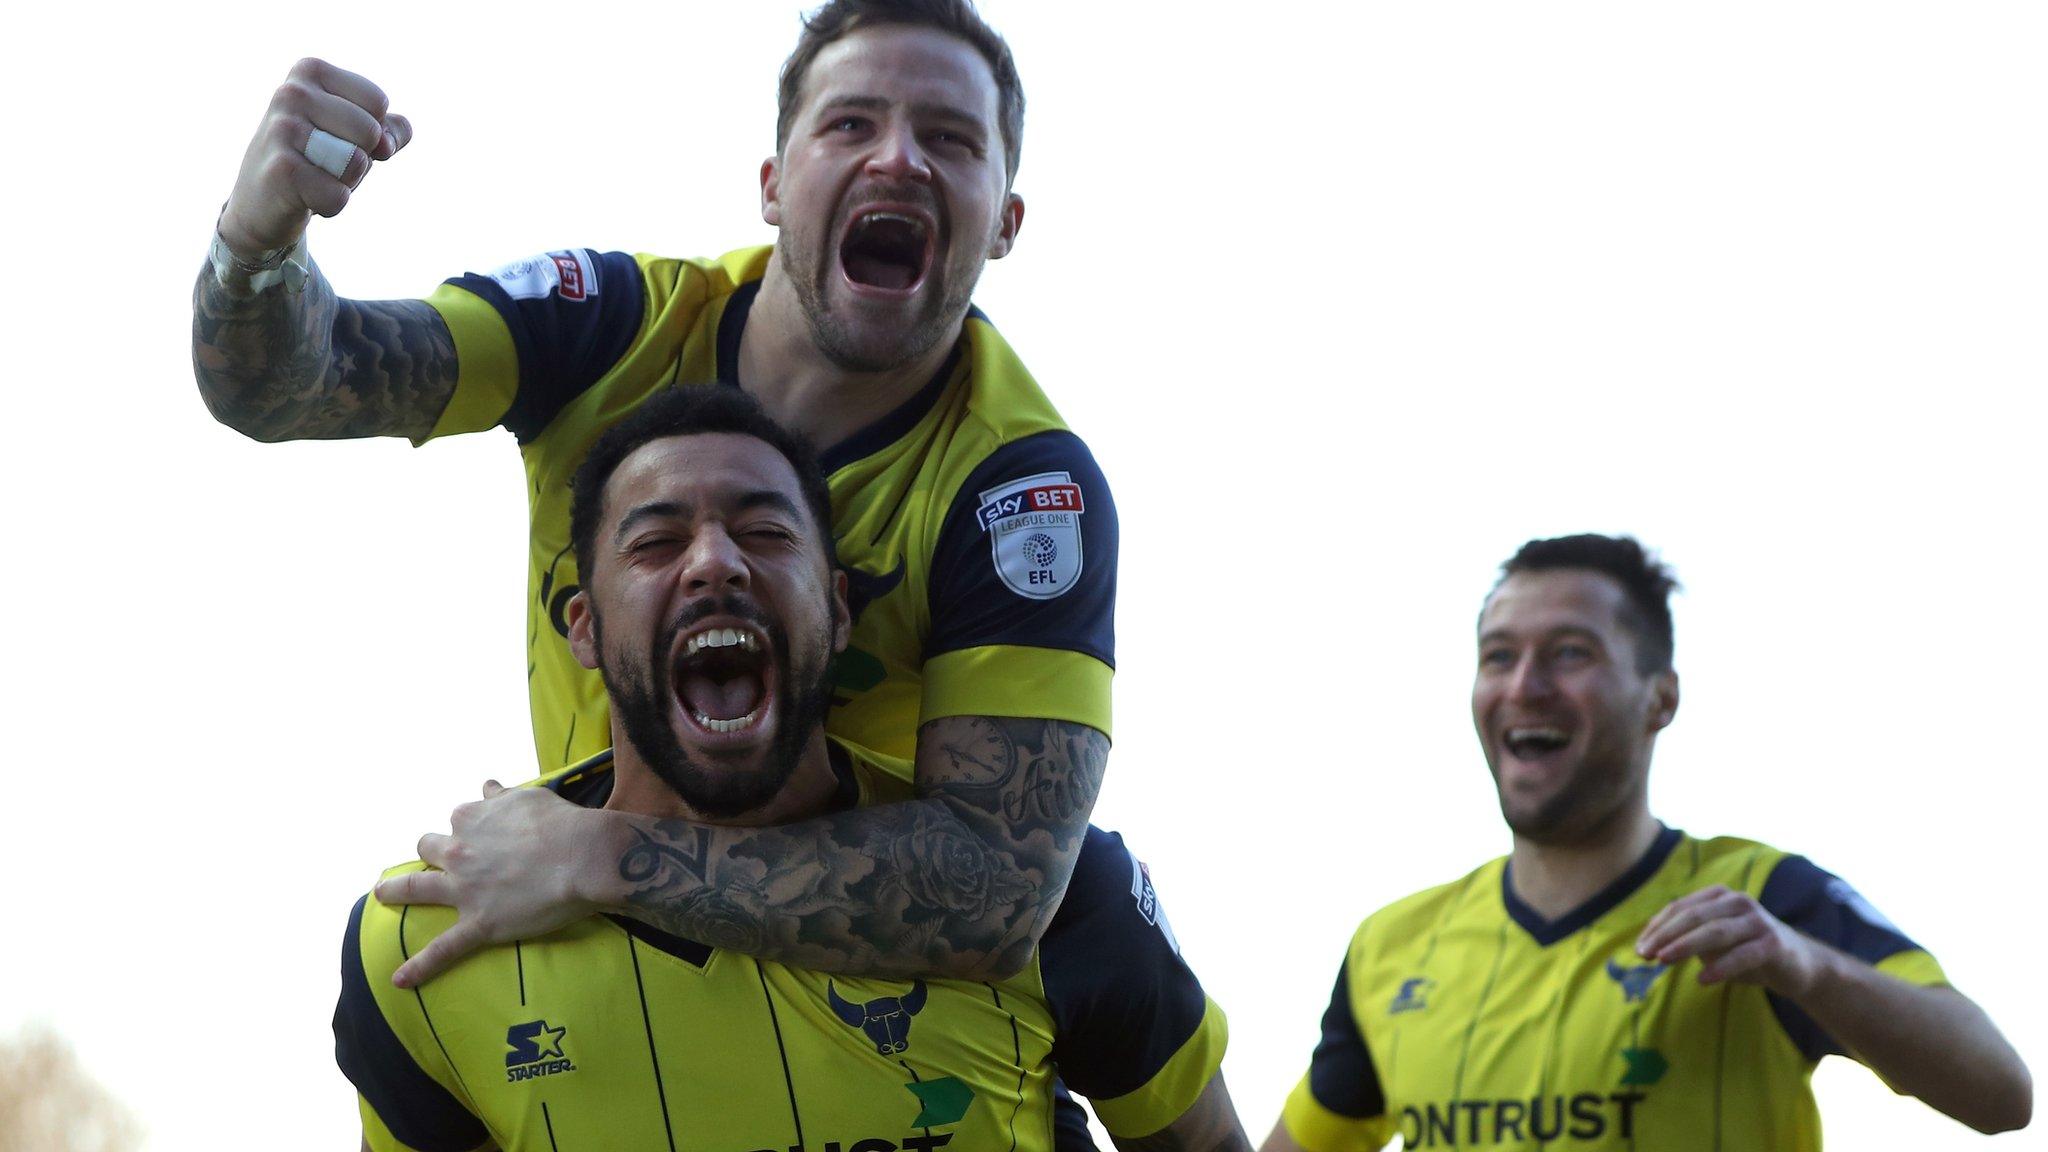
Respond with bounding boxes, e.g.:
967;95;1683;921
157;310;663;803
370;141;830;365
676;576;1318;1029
482;778;506;799
372;112;414;161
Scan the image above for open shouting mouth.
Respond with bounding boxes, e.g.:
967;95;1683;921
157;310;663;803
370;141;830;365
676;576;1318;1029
671;623;780;744
839;206;934;294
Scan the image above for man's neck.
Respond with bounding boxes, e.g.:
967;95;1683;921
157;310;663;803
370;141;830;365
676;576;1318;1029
740;263;960;451
1506;805;1663;922
603;727;840;826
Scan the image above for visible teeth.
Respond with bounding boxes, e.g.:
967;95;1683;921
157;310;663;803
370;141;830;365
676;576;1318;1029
1509;727;1566;741
684;628;760;657
864;212;918;227
695;710;761;734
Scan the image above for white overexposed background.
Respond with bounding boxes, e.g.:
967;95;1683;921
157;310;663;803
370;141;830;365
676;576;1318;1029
0;2;2040;1149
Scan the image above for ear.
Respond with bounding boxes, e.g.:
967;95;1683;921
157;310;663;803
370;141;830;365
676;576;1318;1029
1648;670;1679;733
829;568;852;655
567;590;601;671
760;156;783;228
986;191;1024;260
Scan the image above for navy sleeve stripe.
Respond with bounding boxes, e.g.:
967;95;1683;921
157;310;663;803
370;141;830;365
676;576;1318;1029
1307;957;1386;1118
1039;828;1205;1098
445;249;645;443
1759;855;1924;1062
333;895;490;1152
926;430;1117;666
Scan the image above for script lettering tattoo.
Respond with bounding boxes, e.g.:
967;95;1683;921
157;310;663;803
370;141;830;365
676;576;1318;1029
191;255;458;442
613;716;1108;978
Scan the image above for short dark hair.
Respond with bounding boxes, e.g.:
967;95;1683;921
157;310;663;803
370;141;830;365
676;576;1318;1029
1496;534;1679;673
569;387;837;579
775;0;1026;181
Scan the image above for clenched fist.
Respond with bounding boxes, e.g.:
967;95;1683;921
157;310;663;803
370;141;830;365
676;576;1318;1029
217;58;412;259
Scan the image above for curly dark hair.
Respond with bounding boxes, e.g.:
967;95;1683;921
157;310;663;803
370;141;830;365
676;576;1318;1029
568;386;836;579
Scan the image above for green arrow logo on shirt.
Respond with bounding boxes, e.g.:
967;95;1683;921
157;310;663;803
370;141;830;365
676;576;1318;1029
1619;1047;1669;1087
906;1076;975;1126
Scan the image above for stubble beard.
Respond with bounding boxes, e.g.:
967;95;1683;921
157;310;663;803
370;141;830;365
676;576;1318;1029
596;596;837;820
779;208;982;375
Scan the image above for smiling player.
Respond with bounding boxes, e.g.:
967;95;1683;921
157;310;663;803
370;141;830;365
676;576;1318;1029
192;0;1118;990
333;387;1242;1152
1263;535;2031;1150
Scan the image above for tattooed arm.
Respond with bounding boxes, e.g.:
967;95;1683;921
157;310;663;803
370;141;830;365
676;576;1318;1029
1115;1075;1252;1152
193;262;457;442
192;58;455;442
379;714;1107;986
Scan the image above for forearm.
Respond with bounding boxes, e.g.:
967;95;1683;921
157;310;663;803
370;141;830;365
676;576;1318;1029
191;250;454;442
1792;949;2031;1133
586;717;1107;977
192;246;340;438
591;789;1074;979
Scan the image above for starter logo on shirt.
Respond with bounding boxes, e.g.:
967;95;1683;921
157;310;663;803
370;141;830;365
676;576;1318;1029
1389;977;1435;1015
504;1019;576;1082
975;472;1085;600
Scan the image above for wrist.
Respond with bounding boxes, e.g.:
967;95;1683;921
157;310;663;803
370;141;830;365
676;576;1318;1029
209;209;308;298
571;808;640;914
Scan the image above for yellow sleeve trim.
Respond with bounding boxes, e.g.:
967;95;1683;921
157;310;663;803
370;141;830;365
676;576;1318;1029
1876;947;1948;988
1280;1073;1394;1152
416;283;520;444
1090;995;1228;1138
919;645;1112;737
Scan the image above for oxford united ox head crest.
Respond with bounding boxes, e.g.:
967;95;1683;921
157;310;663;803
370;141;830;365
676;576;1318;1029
1605;959;1669;1003
828;979;929;1055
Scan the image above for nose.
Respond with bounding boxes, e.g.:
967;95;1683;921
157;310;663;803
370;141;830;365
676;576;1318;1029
680;526;749;594
864;120;932;183
1505;653;1555;703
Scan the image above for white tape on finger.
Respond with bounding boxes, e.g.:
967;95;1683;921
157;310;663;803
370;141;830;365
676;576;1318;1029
303;128;357;180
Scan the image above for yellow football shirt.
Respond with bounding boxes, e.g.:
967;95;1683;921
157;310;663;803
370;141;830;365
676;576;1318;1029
335;750;1228;1152
1280;827;1946;1151
419;248;1116;772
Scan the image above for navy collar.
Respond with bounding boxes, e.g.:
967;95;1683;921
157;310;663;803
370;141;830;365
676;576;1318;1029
1501;824;1682;947
712;276;980;473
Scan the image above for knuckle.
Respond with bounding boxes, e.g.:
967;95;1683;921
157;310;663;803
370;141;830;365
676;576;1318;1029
290;57;326;80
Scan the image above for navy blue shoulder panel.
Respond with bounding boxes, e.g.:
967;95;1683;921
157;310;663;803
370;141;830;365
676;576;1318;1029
442;249;645;443
927;430;1118;667
1038;827;1206;1099
1760;855;1925;1061
1306;955;1386;1119
333;895;489;1151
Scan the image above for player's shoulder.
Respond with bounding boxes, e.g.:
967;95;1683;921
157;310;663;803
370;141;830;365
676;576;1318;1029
1046;825;1149;926
1678;832;1794;895
1356;856;1508;948
956;311;1077;444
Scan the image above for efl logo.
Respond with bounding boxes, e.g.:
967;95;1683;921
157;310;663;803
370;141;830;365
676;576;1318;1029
975;471;1086;601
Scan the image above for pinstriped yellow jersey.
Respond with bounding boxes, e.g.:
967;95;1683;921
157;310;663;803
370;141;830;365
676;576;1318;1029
418;247;1116;772
335;750;1226;1152
1280;827;1946;1151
